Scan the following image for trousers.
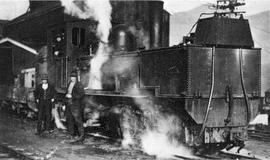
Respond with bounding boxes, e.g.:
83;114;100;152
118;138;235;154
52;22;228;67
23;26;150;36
37;100;52;133
65;98;84;139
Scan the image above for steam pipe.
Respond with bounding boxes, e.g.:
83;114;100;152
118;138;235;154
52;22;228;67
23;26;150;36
199;46;215;138
239;48;251;124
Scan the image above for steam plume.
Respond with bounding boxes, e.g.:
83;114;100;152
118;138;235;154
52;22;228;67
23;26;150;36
122;88;195;159
60;0;112;89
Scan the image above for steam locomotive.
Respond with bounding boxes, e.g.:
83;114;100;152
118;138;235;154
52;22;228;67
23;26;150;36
0;0;261;149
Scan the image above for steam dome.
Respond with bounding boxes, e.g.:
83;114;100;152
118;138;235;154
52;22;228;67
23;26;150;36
110;24;136;52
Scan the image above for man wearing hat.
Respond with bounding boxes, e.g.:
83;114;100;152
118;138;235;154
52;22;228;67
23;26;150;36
34;74;56;135
65;71;85;143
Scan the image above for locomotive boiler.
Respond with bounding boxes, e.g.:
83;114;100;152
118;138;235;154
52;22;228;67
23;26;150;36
0;0;261;150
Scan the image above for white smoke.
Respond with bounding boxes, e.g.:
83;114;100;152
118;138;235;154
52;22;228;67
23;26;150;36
141;115;193;159
88;45;111;89
121;87;196;159
121;108;136;148
60;0;112;89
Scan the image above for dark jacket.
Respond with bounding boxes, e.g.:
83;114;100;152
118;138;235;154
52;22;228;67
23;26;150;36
34;83;56;101
67;81;85;100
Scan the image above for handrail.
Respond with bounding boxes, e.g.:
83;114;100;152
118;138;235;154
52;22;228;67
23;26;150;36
239;48;251;124
199;46;216;138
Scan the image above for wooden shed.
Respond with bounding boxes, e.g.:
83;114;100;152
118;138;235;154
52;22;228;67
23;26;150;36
0;37;38;102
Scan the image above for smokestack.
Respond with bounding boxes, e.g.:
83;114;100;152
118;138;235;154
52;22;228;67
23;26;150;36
149;1;164;48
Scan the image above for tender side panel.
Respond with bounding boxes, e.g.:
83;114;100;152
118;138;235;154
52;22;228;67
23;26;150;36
241;49;261;95
140;48;188;95
185;98;250;126
186;47;261;127
187;47;212;97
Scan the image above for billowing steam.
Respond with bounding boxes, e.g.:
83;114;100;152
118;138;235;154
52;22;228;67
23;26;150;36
122;88;195;159
88;45;111;89
60;0;112;89
141;115;192;158
99;50;194;158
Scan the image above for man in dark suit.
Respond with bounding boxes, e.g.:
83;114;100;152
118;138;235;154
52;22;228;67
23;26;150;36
65;71;85;143
34;74;56;135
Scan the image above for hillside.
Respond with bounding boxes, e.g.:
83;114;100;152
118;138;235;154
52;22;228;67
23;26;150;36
248;11;270;93
170;5;211;45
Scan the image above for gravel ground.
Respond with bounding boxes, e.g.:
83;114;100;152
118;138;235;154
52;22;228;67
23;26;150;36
1;107;270;160
0;108;155;160
245;140;270;160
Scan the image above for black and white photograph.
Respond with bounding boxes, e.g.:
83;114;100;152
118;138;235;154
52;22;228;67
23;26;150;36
0;0;270;159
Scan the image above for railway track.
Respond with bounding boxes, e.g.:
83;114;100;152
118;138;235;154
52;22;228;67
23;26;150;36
0;147;19;160
248;129;270;141
0;143;36;160
174;153;257;160
174;154;221;160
